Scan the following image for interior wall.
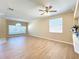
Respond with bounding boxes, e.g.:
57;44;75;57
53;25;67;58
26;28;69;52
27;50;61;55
0;19;7;38
28;12;74;44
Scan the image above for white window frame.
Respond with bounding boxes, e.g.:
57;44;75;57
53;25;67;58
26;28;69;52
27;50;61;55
49;18;63;33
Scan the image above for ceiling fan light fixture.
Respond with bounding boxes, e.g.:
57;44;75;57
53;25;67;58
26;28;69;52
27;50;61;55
39;5;57;15
49;5;52;9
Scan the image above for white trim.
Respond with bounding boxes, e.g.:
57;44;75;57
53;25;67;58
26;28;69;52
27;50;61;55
30;34;73;45
6;17;28;22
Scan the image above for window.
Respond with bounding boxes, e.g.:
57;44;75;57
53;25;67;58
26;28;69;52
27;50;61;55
49;18;63;33
9;23;26;34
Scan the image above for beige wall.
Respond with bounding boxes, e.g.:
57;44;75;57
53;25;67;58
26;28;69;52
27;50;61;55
0;19;7;38
28;12;74;44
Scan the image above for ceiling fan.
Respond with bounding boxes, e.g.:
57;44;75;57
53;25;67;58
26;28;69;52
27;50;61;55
39;5;57;15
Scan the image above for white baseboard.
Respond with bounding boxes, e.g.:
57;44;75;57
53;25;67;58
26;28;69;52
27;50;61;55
30;34;73;45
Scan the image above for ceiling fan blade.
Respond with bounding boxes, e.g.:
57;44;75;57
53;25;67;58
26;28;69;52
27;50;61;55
41;12;45;15
39;9;44;11
49;10;57;12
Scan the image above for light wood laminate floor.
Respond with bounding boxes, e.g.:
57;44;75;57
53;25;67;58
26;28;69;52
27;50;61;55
0;36;79;59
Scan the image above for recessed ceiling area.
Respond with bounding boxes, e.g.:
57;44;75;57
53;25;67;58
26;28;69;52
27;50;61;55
0;0;77;22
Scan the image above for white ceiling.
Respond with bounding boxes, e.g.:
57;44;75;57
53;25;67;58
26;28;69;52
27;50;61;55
0;0;77;22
